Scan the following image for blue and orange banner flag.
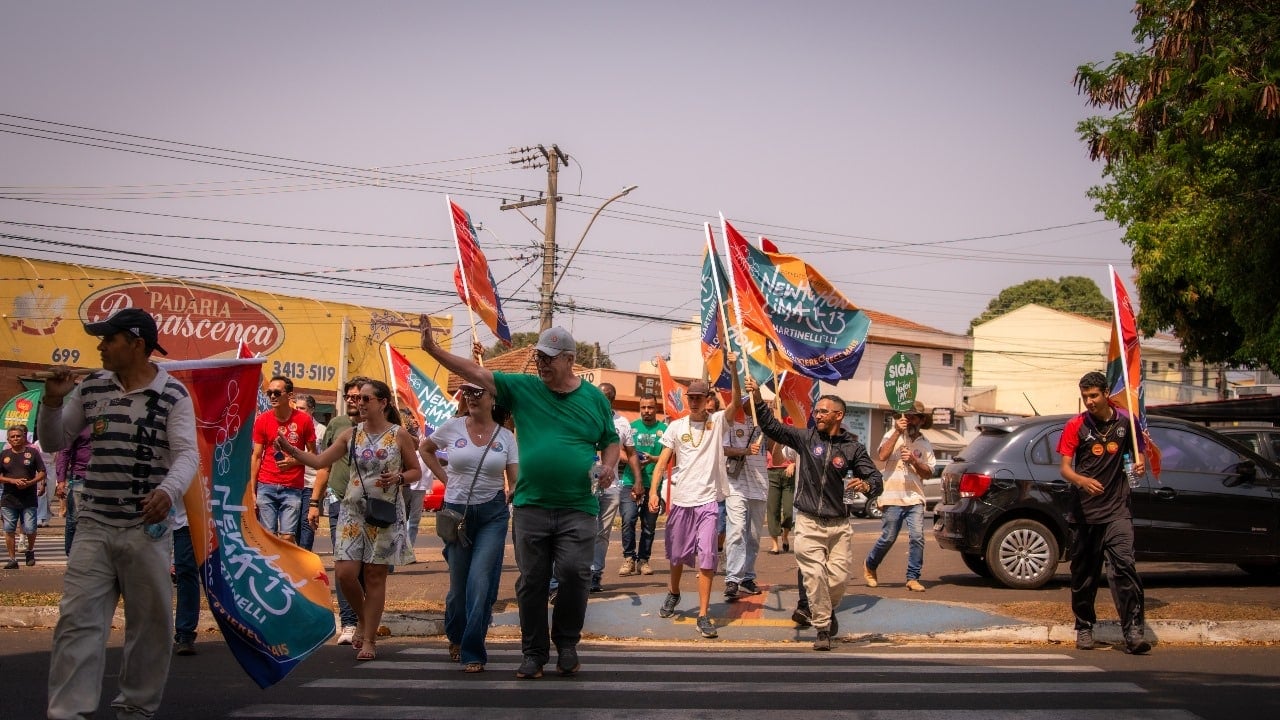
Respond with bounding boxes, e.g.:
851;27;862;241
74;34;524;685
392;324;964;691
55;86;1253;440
386;344;459;436
448;196;512;346
732;228;871;382
721;217;793;386
699;227;734;390
167;356;334;688
1106;265;1161;479
657;355;689;421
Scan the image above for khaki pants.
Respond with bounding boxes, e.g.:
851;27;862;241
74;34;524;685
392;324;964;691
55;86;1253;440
48;517;175;719
793;511;854;630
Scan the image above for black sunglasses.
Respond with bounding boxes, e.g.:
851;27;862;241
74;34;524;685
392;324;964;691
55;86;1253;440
461;388;486;399
265;389;286;398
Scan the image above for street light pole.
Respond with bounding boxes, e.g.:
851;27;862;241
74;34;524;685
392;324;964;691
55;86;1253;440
545;185;638;323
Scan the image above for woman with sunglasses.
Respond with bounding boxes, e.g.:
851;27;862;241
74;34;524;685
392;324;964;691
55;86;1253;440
418;382;518;673
276;380;420;661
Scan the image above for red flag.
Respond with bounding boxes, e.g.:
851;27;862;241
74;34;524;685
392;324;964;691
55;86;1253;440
1107;265;1161;479
448;197;512;346
776;370;818;429
657;355;689;420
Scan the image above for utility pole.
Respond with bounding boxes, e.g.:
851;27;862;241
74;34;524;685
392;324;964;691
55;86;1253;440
502;144;568;331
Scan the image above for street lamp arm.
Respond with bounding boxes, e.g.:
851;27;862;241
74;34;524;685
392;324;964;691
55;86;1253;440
550;185;637;297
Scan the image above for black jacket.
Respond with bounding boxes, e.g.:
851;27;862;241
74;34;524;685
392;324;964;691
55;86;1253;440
754;399;882;519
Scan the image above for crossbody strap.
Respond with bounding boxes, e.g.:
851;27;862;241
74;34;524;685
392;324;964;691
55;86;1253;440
459;425;500;517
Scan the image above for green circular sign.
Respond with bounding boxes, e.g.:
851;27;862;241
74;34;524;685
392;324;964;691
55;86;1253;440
883;352;917;412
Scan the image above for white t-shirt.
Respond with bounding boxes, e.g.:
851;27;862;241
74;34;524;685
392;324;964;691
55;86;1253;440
725;416;768;500
878;432;935;507
660;410;730;508
430;417;519;505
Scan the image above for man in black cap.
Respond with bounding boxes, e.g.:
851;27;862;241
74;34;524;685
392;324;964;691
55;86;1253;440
39;307;199;719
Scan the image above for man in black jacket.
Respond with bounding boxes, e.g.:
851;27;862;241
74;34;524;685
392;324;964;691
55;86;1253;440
745;378;882;650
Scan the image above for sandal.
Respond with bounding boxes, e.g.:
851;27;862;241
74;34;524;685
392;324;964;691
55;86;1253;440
449;643;461;662
463;662;484;673
356;642;377;661
352;625;363;651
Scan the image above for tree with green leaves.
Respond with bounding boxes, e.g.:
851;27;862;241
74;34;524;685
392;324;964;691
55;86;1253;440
484;331;616;369
1075;0;1280;371
969;276;1111;329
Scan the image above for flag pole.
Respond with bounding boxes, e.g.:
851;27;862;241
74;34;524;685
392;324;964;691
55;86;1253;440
446;195;484;366
708;220;757;426
1109;265;1142;460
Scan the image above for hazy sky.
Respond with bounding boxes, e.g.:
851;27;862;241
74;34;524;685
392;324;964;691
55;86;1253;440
1;1;1141;369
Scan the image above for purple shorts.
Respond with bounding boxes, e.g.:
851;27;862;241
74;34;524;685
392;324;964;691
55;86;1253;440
664;501;719;570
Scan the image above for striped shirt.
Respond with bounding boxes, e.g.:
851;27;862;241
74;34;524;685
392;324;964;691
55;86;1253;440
37;365;198;528
876;432;935;508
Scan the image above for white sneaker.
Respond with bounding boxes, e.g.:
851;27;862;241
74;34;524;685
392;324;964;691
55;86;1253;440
336;626;357;645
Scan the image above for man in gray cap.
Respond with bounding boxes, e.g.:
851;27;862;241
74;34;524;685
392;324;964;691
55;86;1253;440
420;321;618;679
39;307;199;718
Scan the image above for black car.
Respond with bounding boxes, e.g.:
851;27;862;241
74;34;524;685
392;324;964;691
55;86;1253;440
933;414;1280;589
1217;426;1280;464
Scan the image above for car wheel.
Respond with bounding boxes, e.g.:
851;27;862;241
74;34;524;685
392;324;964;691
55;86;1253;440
961;552;992;578
984;518;1059;589
865;497;884;520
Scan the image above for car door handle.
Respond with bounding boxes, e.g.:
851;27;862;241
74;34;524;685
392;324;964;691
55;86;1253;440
1152;487;1177;500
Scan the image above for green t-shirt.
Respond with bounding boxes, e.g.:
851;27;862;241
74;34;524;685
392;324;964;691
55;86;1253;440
493;372;619;515
622;418;667;489
321;415;354;497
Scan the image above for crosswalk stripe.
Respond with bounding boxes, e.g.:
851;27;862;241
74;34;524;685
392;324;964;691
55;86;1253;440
397;648;1076;661
232;709;1201;720
303;679;1144;693
356;660;1103;674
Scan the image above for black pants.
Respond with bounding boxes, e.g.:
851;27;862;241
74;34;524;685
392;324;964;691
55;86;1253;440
1069;519;1145;636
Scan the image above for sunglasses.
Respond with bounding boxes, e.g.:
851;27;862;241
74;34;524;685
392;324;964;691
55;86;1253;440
358;394;382;403
265;389;286;398
461;388;486;399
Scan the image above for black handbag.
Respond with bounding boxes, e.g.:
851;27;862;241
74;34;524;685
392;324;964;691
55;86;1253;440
436;424;497;549
726;427;759;479
352;432;402;529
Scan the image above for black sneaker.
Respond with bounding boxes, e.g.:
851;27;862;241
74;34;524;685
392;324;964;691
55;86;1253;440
791;603;812;628
3;559;17;570
556;646;580;676
590;577;604;593
696;615;718;638
659;592;680;618
723;581;739;601
174;640;197;656
813;630;831;651
24;549;35;567
738;579;762;596
1123;633;1151;655
1076;628;1095;650
515;656;544;679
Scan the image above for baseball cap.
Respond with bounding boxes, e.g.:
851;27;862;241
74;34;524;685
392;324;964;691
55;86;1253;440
84;308;168;356
535;326;576;357
686;379;711;396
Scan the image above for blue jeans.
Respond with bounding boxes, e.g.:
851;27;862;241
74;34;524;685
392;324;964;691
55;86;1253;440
2;505;37;535
724;495;765;584
404;489;427;551
512;506;595;663
256;484;304;539
330;510;359;627
619;488;657;561
442;494;508;665
172;526;200;643
864;503;925;581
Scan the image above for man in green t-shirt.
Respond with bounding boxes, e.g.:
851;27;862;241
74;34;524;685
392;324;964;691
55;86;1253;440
618;393;666;577
420;321;619;680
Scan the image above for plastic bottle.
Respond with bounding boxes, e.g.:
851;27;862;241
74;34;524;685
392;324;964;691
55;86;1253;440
843;469;857;505
1123;453;1139;489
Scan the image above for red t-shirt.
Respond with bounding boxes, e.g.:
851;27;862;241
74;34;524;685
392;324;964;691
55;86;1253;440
252;409;316;489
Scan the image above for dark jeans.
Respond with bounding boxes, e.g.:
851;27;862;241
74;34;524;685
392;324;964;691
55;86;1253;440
766;469;794;539
443;494;509;665
295;503;315;551
1069;519;1145;636
63;478;80;556
330;510;359;627
172;526;200;644
512;506;595;664
619;488;657;561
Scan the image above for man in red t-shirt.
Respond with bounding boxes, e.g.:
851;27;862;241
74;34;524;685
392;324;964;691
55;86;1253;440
1057;371;1150;655
251;376;316;543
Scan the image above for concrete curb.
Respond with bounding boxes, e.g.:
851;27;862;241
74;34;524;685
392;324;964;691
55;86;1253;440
5;607;1277;646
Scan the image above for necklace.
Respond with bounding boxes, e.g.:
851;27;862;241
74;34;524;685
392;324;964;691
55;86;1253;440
467;418;496;444
687;417;710;448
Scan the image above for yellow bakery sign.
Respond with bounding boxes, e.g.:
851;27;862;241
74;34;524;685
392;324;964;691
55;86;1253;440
2;254;451;392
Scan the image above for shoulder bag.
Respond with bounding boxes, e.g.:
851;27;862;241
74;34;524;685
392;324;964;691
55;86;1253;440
436;425;498;549
352;431;401;529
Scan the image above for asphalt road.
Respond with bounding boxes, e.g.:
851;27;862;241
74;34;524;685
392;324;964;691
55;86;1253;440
3;628;1278;719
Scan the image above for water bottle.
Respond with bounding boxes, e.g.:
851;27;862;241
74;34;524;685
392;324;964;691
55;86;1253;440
843;469;857;505
143;506;175;540
589;461;606;495
1123;453;1139;489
